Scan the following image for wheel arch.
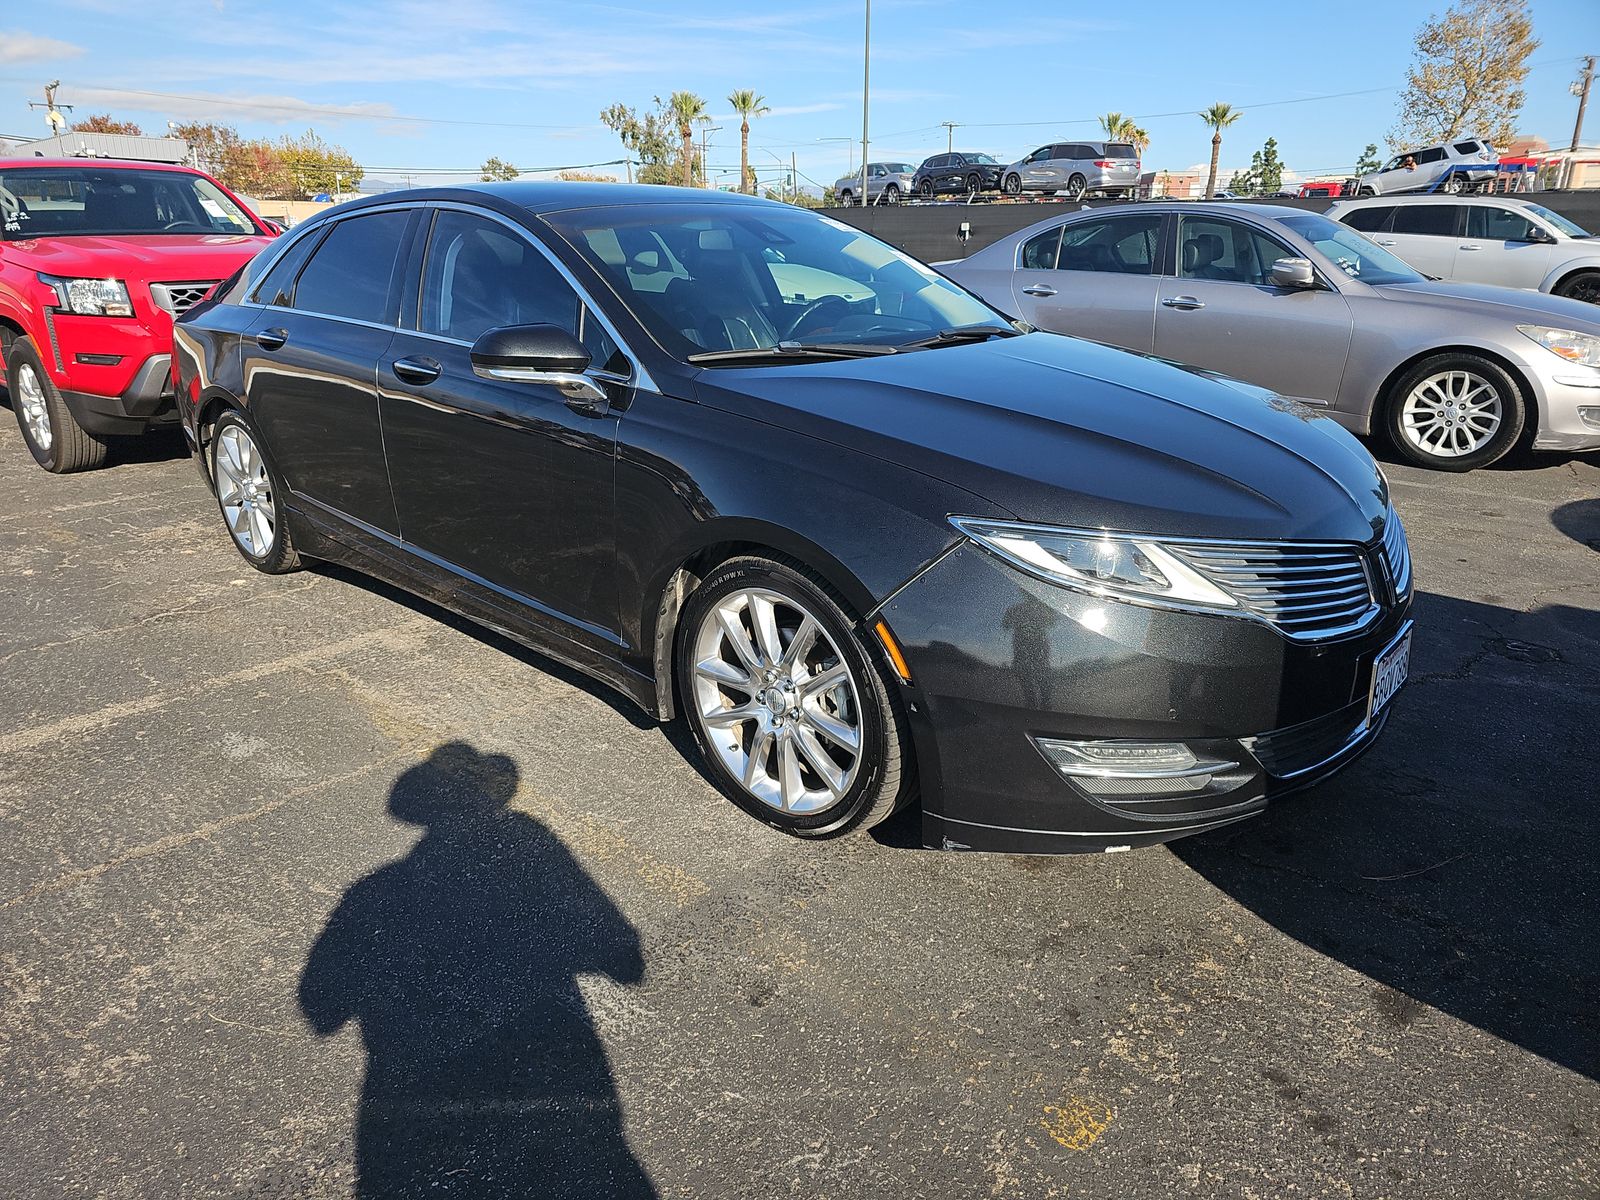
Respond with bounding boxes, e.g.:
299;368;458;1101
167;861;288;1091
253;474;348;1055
644;519;882;721
1545;263;1600;296
192;386;246;489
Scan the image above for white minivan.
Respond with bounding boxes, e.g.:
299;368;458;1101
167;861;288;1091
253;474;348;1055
1328;195;1600;303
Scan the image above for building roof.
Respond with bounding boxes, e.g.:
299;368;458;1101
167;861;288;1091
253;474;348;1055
0;132;189;164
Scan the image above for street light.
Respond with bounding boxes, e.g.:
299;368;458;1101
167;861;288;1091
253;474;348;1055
759;148;785;200
820;136;854;176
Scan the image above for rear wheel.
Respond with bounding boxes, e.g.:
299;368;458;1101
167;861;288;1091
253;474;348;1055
1554;270;1600;305
1064;173;1087;200
676;556;911;838
6;336;106;473
1385;353;1525;471
1440;175;1467;195
1002;174;1022;196
917;178;934;199
210;410;301;573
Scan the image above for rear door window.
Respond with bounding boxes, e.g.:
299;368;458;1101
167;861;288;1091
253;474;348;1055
292;210;410;323
1059;214;1163;275
1341;206;1395;233
1392;205;1463;236
1414;147;1448;165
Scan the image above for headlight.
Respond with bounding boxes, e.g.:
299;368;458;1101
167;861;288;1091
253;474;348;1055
39;274;134;318
950;518;1238;611
1517;325;1600;368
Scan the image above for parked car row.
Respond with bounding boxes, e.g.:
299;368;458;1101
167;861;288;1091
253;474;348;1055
5;164;1424;856
836;141;1141;205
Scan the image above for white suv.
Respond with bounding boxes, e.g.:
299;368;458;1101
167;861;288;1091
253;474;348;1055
1348;139;1498;196
1327;195;1600;303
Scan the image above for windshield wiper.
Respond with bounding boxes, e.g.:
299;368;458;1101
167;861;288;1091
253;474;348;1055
896;324;1026;350
686;341;900;365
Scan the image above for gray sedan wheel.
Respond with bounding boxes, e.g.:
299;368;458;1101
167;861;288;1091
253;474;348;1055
676;556;911;837
1386;353;1525;471
210;411;301;573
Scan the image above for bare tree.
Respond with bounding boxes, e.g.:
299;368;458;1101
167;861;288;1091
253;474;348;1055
1389;0;1538;148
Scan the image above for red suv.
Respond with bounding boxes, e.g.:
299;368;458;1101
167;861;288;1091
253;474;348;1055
0;159;275;472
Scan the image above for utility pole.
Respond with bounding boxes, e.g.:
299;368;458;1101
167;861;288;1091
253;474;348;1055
859;0;871;208
1572;56;1595;153
699;124;721;188
941;121;958;154
29;80;71;134
791;151;797;203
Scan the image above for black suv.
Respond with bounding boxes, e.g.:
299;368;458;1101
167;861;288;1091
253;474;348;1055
912;152;1005;198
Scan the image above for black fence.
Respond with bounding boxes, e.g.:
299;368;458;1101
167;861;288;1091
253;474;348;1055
824;191;1600;264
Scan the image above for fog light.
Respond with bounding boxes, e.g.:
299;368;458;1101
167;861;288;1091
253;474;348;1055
1579;406;1600;431
1033;738;1245;799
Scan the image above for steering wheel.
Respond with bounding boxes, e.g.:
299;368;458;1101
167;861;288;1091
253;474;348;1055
162;220;212;233
782;296;853;340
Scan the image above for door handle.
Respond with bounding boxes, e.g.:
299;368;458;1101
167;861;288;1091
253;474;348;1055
1161;296;1205;310
255;327;288;351
1458;243;1481;251
391;356;442;385
1373;238;1397;246
1022;284;1057;297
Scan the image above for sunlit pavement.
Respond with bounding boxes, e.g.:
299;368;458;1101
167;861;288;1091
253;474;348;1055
1;413;1596;1198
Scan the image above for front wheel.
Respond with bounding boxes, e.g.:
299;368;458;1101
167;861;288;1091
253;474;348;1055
917;178;934;198
884;183;900;205
1554;270;1600;305
676;556;912;838
1385;353;1525;471
838;189;854;207
6;336;107;473
1002;174;1022;196
965;172;983;194
210;410;301;572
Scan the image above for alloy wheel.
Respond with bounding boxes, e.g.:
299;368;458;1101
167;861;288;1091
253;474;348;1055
690;588;863;815
214;423;277;557
1400;369;1503;458
15;363;52;452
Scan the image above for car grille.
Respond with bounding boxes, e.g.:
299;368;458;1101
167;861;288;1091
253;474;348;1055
149;281;218;317
1243;699;1374;778
1381;507;1412;601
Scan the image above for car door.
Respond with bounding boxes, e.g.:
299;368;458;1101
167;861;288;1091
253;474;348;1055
1009;212;1164;352
1459;204;1553;289
378;206;623;637
1380;204;1465;278
244;206;412;535
1154;215;1354;406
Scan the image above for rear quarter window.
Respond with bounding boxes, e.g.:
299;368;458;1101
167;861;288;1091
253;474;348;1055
1103;144;1137;159
1341;206;1395;233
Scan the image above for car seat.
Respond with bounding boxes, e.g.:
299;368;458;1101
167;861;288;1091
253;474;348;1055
1181;233;1232;281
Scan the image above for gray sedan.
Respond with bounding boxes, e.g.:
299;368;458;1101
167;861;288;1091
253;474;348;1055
944;203;1600;470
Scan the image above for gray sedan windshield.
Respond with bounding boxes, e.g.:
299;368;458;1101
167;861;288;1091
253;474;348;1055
1279;212;1425;285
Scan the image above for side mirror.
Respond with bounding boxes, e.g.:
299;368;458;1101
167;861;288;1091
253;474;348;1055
261;219;284;236
470;324;608;411
1269;257;1318;289
1522;228;1557;245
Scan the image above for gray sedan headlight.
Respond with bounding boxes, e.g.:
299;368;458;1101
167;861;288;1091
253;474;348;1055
950;518;1238;611
39;273;134;318
1517;325;1600;369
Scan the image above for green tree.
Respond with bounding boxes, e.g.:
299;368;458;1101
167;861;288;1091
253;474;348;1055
727;89;769;195
666;91;709;187
1197;102;1241;198
274;130;362;196
479;156;520;182
600;100;679;184
1255;137;1284;194
1390;0;1537;148
71;113;143;135
1355;143;1382;174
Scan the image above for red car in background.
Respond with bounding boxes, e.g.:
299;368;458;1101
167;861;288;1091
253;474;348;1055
1298;180;1344;199
0;159;275;472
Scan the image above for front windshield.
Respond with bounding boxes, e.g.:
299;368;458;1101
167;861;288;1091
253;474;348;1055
884;163;913;174
1523;203;1589;239
0;166;259;240
544;203;1010;361
1278;212;1426;286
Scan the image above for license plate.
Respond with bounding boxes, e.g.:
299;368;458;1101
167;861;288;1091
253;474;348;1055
1368;625;1412;723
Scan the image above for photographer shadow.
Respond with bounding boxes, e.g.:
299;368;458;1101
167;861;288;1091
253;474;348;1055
298;742;655;1198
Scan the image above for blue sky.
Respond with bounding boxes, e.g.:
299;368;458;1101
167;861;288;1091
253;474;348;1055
3;0;1596;192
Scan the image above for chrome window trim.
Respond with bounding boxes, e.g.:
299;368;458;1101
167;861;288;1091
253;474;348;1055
239;200;658;394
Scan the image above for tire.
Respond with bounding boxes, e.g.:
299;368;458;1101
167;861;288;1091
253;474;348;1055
1384;352;1526;472
917;178;934;199
1554;270;1600;305
965;172;983;194
884;184;900;205
1002;174;1022;196
675;555;912;838
1358;186;1376;198
209;409;301;573
1440;175;1466;195
838;189;854;207
1064;174;1087;201
5;336;107;473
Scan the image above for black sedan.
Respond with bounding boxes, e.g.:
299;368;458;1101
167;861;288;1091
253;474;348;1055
911;152;1006;197
173;183;1413;854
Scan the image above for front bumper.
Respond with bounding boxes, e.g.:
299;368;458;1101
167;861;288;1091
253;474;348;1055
62;355;178;435
883;542;1412;853
1528;367;1600;452
40;310;179;435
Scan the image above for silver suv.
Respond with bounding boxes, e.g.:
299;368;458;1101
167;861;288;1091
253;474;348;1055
1001;141;1140;200
834;162;915;206
1349;138;1497;196
1328;195;1600;303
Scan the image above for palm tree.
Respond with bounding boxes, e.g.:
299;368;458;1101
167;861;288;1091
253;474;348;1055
667;91;708;187
1198;102;1240;198
1098;111;1132;141
727;89;769;195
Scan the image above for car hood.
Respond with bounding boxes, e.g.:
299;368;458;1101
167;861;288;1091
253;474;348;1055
1375;279;1600;330
691;333;1388;544
4;233;273;281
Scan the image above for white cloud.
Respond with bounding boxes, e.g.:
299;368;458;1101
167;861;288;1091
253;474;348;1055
64;84;400;126
0;30;84;64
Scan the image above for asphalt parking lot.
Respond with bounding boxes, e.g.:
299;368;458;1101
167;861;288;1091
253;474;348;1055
1;413;1597;1199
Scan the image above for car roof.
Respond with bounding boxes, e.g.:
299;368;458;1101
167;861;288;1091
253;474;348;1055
317;180;783;219
1331;194;1529;207
0;157;203;174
